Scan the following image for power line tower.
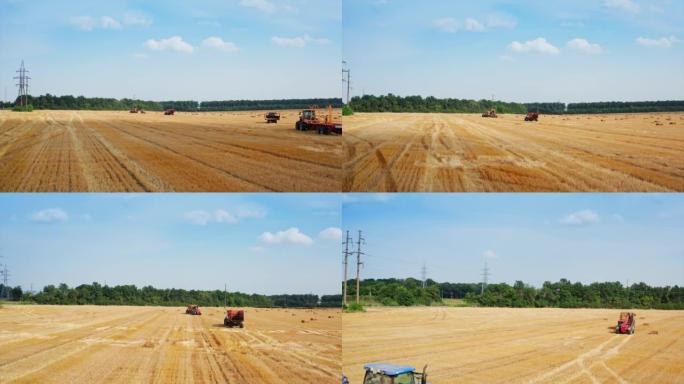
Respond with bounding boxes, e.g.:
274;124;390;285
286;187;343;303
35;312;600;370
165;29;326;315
342;61;351;104
480;259;490;295
342;230;352;306
14;60;30;108
355;230;365;304
421;262;427;289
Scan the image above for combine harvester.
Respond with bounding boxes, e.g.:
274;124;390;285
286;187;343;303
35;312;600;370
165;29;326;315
343;363;428;384
525;112;539;121
264;112;281;124
295;105;342;135
224;309;245;328
185;305;202;315
481;109;498;118
615;312;636;334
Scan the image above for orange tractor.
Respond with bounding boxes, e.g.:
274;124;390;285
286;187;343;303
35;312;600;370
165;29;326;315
185;305;202;315
295;105;342;135
224;309;245;328
615;312;636;334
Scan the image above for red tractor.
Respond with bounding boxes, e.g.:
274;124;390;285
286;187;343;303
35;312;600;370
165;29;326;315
224;309;245;328
295;105;342;135
615;312;635;334
525;112;539;121
185;305;202;315
164;108;176;115
265;112;281;124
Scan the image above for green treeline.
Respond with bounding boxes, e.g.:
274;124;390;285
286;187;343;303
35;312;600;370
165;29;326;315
200;98;343;111
349;94;527;114
345;278;684;309
565;100;684;114
525;102;566;114
3;95;342;112
0;283;341;308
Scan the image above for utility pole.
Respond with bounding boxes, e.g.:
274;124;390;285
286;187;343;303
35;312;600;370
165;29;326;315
224;283;227;309
342;61;351;104
14;60;30;108
342;230;352;306
421;262;427;289
481;259;490;295
355;230;365;304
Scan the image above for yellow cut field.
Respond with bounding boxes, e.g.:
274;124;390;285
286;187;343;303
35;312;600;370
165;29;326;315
0;305;341;384
0;110;342;192
343;307;684;384
343;112;684;192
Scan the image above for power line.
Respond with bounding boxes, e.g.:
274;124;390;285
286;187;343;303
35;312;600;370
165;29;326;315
481;259;490;295
342;230;352;306
421;262;427;289
342;61;351;104
13;60;30;108
355;230;365;304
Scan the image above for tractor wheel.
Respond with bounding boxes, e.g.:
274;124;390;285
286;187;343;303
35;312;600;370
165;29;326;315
295;122;301;130
239;323;244;329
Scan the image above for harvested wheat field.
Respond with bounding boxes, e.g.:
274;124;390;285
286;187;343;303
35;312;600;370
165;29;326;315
0;110;342;192
0;305;341;383
343;112;684;192
343;307;684;384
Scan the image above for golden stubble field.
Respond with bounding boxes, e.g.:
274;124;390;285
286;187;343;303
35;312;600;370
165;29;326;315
343;307;684;384
343;112;684;192
0;109;342;192
0;305;341;384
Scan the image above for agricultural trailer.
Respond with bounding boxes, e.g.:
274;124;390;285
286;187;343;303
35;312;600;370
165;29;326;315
224;309;245;328
185;305;202;315
295;106;342;135
265;112;281;123
615;312;636;334
344;363;428;384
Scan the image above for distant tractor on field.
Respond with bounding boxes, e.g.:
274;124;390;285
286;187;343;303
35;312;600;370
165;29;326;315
224;309;245;328
185;305;202;315
482;109;498;118
295;105;342;135
615;312;636;334
525;112;539;122
265;112;281;124
164;108;176;115
130;107;145;114
351;363;428;384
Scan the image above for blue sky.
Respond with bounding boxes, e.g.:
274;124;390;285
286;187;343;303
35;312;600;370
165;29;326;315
0;194;342;295
343;0;684;103
0;0;341;101
342;193;684;287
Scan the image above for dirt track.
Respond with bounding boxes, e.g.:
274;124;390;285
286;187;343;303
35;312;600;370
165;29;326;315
0;110;342;192
343;307;684;384
343;112;684;192
0;305;340;383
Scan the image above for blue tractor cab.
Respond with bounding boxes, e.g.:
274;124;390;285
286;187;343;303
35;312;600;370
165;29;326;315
361;363;428;384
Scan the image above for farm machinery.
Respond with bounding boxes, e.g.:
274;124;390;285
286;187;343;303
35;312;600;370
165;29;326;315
615;312;636;334
343;363;428;384
185;305;202;315
129;107;145;114
164;108;176;115
224;309;245;328
295;105;342;135
265;112;281;124
525;112;539;121
481;109;498;118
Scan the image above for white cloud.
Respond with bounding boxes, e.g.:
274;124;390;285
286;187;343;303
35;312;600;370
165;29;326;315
560;209;600;225
213;209;237;224
183;207;264;225
508;38;560;55
123;12;152;27
31;208;68;222
184;210;212;225
202;37;239;52
566;38;603;54
464;18;485;32
236;206;266;219
259;227;313;245
271;34;330;48
434;17;459;33
100;16;121;29
483;249;497;259
486;15;517;29
319;227;342;240
145;36;194;53
604;0;640;14
240;0;276;13
636;36;678;48
70;16;97;31
435;15;515;33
